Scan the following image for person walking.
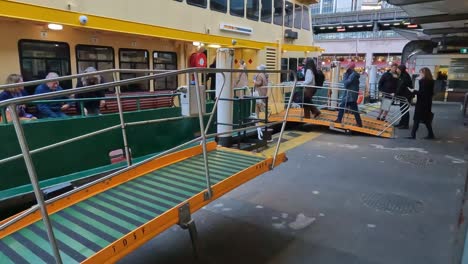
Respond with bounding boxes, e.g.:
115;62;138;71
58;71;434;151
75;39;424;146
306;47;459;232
407;67;435;139
301;58;321;118
334;62;363;127
376;63;398;121
395;65;413;129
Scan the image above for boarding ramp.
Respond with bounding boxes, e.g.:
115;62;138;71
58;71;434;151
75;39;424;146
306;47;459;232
267;81;410;138
0;67;297;263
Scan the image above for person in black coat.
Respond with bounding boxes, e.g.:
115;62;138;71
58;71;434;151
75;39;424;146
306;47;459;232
377;63;398;121
395;65;413;129
407;67;435;139
206;58;216;101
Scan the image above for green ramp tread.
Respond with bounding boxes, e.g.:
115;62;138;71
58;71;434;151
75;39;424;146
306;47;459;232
0;150;263;263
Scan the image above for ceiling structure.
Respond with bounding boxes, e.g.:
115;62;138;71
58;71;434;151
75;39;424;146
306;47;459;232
387;0;468;45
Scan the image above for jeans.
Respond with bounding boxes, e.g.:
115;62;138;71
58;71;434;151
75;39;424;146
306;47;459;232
336;101;362;126
411;120;434;138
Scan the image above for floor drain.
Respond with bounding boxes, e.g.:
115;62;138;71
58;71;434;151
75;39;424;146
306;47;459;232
361;192;424;215
394;153;434;166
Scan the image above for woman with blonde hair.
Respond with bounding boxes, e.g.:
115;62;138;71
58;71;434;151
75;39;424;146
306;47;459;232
0;74;36;122
407;67;435;139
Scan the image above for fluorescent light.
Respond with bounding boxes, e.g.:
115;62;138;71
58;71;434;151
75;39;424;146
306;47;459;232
403;22;411;25
328;26;334;29
48;23;63;30
407;24;418;28
193;41;201;46
348;25;355;28
207;44;221;48
366;24;372;27
357;25;363;28
393;23;400;26
337;28;346;32
320;27;326;29
383;23;390;26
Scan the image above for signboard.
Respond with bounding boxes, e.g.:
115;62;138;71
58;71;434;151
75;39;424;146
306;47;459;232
219;23;253;35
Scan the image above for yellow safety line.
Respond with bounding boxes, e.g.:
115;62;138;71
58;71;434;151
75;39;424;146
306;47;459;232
260;131;322;157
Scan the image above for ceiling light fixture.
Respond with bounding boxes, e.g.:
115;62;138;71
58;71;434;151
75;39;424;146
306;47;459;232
48;23;63;30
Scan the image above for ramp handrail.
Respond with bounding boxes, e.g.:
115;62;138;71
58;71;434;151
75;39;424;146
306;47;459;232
0;67;298;264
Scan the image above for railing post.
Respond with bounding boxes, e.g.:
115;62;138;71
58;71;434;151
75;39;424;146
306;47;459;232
193;72;212;200
8;105;63;264
1;107;7;124
113;72;132;166
80;101;85;117
136;98;141;111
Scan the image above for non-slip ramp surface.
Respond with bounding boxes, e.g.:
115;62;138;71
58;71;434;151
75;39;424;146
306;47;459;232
0;146;282;263
270;108;393;138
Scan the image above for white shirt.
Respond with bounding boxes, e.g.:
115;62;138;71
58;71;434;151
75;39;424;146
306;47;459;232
303;69;315;86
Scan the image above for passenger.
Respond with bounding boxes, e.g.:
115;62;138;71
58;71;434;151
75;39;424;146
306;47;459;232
376;63;399;121
407;67;435;139
253;64;268;115
34;72;70;118
395;65;413;129
302;58;321;118
206;58;216;101
233;59;248;89
0;74;36;122
334;62;363;127
75;67;106;115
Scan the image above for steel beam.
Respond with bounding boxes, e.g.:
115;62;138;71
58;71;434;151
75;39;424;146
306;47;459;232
387;0;441;5
410;13;468;24
423;27;468;35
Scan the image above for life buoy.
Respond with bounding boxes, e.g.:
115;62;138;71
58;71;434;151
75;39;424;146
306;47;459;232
189;53;207;67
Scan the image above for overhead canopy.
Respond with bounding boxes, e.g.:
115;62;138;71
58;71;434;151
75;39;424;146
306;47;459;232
387;0;468;43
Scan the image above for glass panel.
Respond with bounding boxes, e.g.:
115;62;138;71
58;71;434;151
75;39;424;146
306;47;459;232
120;49;149;63
281;58;288;82
210;0;227;12
230;0;245;17
294;4;302;29
187;0;207;8
119;49;150;92
311;3;320;14
273;0;283;26
246;0;259;21
261;0;272;23
153;51;178;90
284;1;293;28
302;6;310;30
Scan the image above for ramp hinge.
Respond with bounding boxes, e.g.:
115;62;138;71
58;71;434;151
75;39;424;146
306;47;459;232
178;203;192;228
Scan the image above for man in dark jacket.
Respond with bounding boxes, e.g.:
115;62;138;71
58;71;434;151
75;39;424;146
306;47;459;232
376;63;398;121
395;65;413;129
335;63;362;127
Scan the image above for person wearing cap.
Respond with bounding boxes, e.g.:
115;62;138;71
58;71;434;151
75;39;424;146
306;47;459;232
395;64;413;129
335;62;363;127
34;72;70;118
376;63;399;121
75;67;106;115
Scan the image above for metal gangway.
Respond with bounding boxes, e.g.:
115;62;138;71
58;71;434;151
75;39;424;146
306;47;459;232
0;67;298;263
265;81;411;138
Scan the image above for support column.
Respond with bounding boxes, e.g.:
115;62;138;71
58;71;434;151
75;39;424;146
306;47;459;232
330;61;341;109
216;48;234;147
369;65;378;100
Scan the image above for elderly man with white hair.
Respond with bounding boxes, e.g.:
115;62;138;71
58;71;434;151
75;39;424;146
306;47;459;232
34;72;70;118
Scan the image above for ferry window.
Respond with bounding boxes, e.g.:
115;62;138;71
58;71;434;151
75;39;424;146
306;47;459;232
153;51;178;90
210;0;227;12
230;0;245;17
273;0;283;26
19;40;72;94
188;0;207;8
294;4;302;29
76;45;115;85
302;5;310;30
119;49;150;92
246;0;259;21
284;1;293;28
280;58;288;82
261;0;272;23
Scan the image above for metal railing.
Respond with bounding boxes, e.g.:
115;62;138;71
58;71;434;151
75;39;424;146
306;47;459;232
0;67;298;264
267;81;410;136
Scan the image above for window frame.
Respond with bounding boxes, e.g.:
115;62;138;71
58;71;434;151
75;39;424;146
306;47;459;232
294;4;302;29
302;5;311;30
75;44;115;72
118;48;150;92
284;1;293;28
230;0;245;17
210;0;227;13
273;0;283;26
187;0;207;8
153;51;178;90
18;39;72;92
246;0;259;21
261;0;272;23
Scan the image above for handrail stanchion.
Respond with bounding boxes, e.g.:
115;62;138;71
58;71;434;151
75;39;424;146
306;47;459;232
272;71;297;169
8;105;63;264
113;72;132;167
80;101;85;117
193;72;212;199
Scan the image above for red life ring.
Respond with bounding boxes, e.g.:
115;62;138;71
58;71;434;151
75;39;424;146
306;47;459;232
189;53;207;67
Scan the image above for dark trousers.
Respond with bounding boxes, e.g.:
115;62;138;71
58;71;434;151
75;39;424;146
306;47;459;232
303;104;320;118
398;101;410;127
411;119;434;138
336;101;362;126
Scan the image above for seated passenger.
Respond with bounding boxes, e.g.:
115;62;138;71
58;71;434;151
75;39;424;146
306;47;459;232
34;72;70;118
75;67;106;115
0;74;36;122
